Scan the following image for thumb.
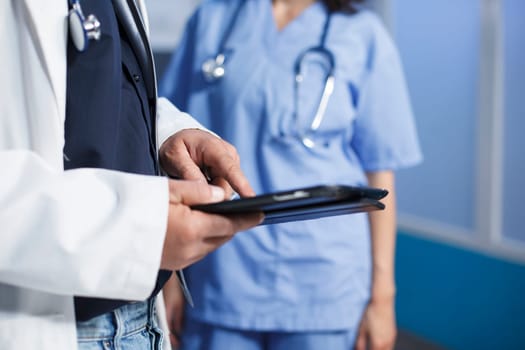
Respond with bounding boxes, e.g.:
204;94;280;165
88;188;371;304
168;179;225;206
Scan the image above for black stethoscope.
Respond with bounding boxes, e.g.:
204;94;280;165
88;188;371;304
68;0;101;52
201;2;336;149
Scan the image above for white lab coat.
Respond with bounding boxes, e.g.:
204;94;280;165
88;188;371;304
0;0;202;348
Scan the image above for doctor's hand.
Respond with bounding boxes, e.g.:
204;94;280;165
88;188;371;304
159;129;255;199
159;179;263;271
354;295;397;350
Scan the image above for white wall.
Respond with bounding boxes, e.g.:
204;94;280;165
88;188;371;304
147;0;201;51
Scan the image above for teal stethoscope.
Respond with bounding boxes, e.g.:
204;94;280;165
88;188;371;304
202;3;336;149
68;0;101;52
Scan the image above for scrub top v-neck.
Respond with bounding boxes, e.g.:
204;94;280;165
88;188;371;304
161;0;422;331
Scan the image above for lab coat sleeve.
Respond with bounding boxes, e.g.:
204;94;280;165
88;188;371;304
0;150;169;300
156;96;212;149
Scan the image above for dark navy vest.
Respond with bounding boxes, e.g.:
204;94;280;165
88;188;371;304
64;0;171;321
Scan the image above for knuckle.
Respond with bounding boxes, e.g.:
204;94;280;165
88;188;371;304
178;164;197;178
221;155;238;172
230;145;240;160
178;163;190;175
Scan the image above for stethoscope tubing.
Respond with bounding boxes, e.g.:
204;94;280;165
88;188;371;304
294;44;336;133
202;2;336;148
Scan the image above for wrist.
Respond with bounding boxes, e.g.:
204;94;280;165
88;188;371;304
371;276;396;303
370;289;396;305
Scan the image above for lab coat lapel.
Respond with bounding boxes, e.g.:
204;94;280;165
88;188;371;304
23;0;67;123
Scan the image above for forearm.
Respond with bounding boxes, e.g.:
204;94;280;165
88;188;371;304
0;150;168;298
366;170;397;301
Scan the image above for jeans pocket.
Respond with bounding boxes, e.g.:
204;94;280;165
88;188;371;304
147;324;164;350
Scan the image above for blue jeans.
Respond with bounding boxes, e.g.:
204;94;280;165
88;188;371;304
76;298;164;350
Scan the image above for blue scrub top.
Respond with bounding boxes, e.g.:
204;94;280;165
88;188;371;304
161;0;422;331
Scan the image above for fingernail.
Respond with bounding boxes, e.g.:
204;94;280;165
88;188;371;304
210;186;225;201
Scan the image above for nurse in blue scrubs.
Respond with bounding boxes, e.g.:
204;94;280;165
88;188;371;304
160;0;422;349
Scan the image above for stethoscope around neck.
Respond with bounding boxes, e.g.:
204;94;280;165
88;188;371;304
68;0;102;52
293;45;335;148
201;4;336;149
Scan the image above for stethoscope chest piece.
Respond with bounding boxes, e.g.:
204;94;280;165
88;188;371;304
202;54;226;82
69;0;101;52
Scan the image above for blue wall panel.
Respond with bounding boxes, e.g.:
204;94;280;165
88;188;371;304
392;0;479;231
396;232;525;350
502;0;525;243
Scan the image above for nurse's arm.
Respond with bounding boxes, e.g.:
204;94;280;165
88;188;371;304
366;170;397;302
355;170;397;350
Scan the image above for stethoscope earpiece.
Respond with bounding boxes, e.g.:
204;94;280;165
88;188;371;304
68;0;101;52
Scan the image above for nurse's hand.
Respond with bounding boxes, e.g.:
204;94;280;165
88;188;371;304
159;179;263;271
162;274;185;349
159;129;255;199
354;296;397;350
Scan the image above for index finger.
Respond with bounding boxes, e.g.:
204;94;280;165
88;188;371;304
205;152;255;198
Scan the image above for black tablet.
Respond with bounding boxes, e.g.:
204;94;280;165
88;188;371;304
190;184;388;225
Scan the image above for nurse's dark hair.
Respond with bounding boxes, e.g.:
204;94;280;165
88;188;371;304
323;0;364;13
